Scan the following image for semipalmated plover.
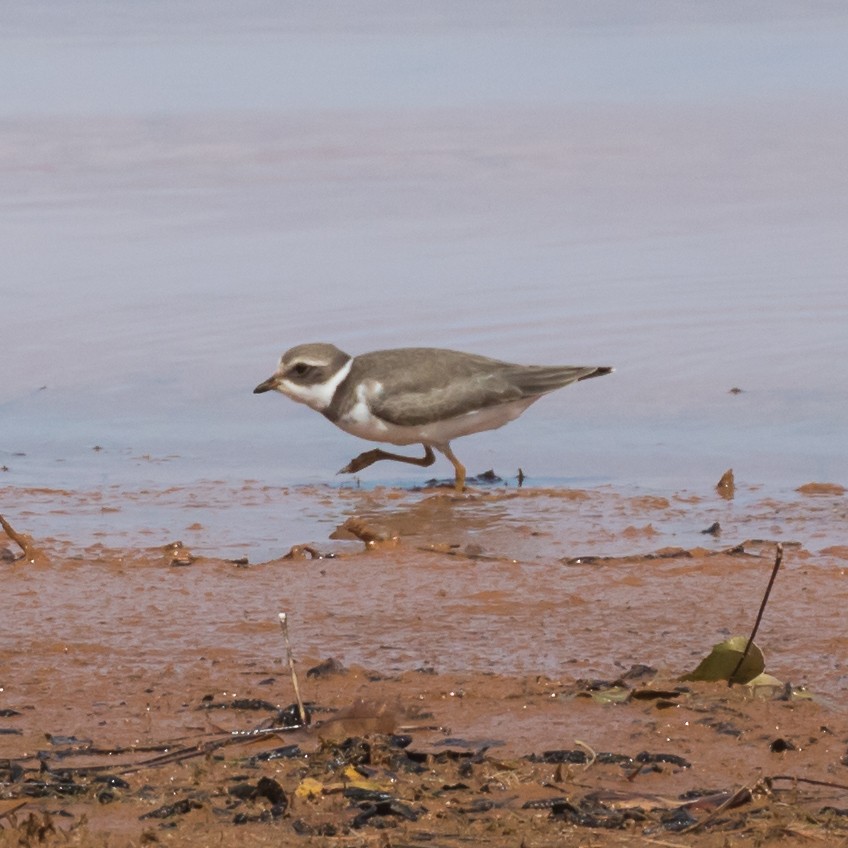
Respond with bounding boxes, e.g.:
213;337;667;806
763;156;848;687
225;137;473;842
254;343;612;491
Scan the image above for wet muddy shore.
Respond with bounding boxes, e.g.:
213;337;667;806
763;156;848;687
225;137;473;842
2;481;847;846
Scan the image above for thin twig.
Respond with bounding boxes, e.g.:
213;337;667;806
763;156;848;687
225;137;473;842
0;800;28;820
729;543;783;686
278;612;307;726
7;726;298;784
680;784;754;833
0;513;38;562
771;774;848;792
573;739;597;770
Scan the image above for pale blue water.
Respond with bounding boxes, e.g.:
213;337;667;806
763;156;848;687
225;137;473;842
2;2;847;555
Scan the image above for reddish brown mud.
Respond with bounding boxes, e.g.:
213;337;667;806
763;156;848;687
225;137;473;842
2;482;847;846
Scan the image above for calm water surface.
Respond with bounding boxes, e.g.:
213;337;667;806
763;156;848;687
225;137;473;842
2;2;847;552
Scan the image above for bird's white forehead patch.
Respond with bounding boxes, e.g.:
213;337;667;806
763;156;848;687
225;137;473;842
278;357;353;412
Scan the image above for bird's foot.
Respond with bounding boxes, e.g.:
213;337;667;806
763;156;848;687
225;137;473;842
338;449;384;474
339;445;437;475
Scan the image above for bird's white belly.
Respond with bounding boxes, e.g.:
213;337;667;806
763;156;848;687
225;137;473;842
336;396;538;447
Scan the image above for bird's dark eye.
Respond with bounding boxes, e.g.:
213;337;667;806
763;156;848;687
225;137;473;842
291;362;310;377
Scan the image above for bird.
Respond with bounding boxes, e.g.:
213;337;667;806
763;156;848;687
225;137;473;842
254;343;612;491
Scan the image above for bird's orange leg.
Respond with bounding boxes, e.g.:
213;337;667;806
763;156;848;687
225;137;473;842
437;443;467;492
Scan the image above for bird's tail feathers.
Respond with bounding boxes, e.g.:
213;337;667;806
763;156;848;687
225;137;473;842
509;364;613;396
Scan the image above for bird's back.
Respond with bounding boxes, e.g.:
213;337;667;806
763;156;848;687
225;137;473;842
336;348;611;428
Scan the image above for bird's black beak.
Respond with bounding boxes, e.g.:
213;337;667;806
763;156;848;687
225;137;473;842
253;376;278;394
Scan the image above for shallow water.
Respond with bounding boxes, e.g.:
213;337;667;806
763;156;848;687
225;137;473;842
5;480;848;566
2;2;848;547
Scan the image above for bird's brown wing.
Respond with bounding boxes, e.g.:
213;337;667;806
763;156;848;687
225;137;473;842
354;349;609;428
356;349;521;427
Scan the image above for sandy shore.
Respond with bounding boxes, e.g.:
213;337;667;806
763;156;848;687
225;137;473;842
2;482;847;846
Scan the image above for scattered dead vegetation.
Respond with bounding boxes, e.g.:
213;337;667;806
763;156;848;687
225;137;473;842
2;480;847;847
2;673;848;847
